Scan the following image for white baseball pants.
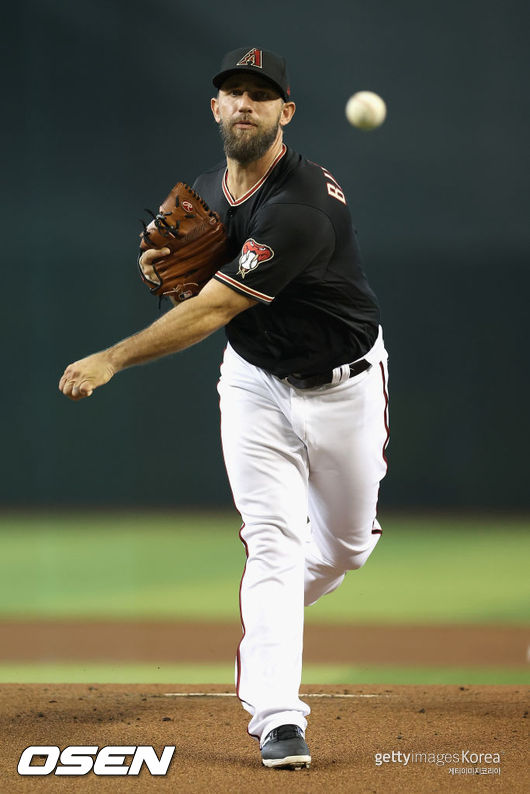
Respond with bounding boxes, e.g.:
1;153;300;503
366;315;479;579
217;329;389;742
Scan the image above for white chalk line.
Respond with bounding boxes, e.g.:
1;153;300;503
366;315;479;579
164;692;384;699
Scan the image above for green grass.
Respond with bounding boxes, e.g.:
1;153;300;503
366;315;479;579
0;662;527;685
0;512;528;624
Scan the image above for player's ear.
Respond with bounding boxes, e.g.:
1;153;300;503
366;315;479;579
211;96;221;123
280;101;296;127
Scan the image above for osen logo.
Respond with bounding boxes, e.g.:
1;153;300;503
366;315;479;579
18;745;175;776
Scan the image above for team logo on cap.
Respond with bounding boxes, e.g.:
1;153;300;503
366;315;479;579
236;48;263;69
237;238;274;278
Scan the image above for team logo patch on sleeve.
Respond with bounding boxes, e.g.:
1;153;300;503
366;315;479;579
237;239;274;279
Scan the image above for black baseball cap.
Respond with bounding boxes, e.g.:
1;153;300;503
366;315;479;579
212;47;291;101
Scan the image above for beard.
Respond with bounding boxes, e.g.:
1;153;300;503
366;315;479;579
218;111;282;165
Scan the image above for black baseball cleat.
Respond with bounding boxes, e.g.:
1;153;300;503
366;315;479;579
261;724;311;769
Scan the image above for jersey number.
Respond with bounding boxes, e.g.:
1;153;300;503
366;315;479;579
322;168;346;205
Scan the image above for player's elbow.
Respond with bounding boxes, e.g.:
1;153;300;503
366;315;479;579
197;278;257;324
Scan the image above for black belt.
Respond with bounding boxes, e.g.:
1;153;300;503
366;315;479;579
285;358;371;390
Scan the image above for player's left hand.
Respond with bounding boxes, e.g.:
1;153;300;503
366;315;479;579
59;352;116;401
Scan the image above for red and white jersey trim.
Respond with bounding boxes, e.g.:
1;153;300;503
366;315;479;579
214;272;274;303
379;361;390;472
222;144;287;206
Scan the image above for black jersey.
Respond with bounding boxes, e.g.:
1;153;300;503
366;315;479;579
193;145;380;379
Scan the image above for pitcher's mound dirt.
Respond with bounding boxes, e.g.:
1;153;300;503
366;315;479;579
0;684;526;792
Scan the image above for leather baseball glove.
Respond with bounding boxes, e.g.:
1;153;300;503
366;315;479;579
138;182;229;302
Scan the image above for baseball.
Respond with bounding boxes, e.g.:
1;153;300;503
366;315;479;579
345;91;387;131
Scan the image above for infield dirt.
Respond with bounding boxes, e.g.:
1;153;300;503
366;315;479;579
0;620;527;666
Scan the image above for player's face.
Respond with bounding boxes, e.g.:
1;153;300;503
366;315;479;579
212;76;295;164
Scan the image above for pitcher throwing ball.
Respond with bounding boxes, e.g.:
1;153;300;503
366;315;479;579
59;47;390;770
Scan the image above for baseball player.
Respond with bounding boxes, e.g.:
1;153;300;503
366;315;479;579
59;47;390;770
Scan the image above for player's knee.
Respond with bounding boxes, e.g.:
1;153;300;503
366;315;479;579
343;543;378;572
242;519;305;555
347;556;367;571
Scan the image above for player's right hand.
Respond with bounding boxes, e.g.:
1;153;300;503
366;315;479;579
59;351;116;401
138;247;170;286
